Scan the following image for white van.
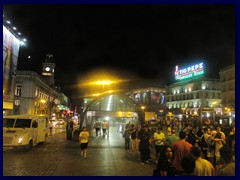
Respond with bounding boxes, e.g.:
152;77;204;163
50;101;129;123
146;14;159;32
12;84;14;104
3;114;49;149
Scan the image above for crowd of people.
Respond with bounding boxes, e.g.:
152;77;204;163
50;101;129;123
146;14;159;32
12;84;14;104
78;118;235;176
123;121;235;176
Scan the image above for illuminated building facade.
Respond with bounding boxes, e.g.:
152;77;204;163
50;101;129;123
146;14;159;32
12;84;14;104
126;87;167;121
3;25;21;115
219;64;235;124
14;71;58;116
165;77;222;122
127;87;167;111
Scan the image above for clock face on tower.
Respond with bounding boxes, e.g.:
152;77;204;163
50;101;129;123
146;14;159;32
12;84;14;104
42;62;55;76
45;67;51;72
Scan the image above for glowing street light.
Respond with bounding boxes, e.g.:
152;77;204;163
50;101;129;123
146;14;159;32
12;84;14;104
141;106;146;111
96;80;111;92
40;99;46;103
39;99;47;115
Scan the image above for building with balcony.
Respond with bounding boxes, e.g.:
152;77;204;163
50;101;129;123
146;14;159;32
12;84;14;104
165;77;222;124
13;70;71;119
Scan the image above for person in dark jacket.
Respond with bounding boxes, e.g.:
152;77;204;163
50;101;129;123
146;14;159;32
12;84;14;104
138;126;151;164
123;127;131;150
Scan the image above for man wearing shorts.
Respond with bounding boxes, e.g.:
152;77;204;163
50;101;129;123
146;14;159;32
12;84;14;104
79;127;90;159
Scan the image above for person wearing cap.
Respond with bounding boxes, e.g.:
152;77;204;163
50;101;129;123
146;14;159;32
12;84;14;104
166;129;180;147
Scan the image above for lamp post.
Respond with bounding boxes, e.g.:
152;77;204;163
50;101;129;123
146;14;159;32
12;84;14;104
140;106;146;123
212;101;217;122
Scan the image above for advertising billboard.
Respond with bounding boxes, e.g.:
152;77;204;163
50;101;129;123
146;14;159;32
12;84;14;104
175;62;204;81
3;25;20;109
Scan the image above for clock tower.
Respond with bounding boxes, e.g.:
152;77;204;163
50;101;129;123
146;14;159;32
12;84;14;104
42;54;55;86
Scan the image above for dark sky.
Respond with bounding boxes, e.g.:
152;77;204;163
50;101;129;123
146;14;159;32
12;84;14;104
3;4;235;106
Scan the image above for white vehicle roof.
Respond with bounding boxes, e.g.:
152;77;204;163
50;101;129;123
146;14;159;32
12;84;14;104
4;114;48;119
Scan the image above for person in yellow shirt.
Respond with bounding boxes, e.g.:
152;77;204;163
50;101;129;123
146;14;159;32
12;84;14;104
79;127;90;159
153;127;166;164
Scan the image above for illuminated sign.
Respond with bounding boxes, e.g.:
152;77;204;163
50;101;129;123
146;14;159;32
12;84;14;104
3;25;20;109
175;62;204;80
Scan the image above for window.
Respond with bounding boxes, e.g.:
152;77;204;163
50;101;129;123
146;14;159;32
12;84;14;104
35;87;38;97
15;85;22;96
14;100;20;106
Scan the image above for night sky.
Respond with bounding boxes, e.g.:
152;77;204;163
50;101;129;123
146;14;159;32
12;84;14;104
3;4;235;106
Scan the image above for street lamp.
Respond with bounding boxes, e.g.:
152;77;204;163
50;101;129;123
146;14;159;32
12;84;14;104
141;106;146;111
97;80;111;92
212;101;217;122
140;106;146;122
40;99;46;104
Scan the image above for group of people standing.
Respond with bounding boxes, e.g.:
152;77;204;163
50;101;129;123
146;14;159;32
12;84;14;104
94;120;109;137
155;124;235;176
123;122;235;176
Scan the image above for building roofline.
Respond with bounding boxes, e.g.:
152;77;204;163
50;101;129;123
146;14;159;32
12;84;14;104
219;64;235;72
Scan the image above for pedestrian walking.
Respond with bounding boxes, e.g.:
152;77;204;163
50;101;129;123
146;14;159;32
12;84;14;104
49;120;53;136
123;127;130;150
79;127;90;159
102;120;107;137
106;121;110;137
94;120;101;137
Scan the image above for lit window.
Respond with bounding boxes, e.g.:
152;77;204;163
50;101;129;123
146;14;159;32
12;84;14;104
15;85;22;96
14;100;20;106
35;87;38;97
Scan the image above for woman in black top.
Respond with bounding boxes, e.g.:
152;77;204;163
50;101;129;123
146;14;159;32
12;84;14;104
157;145;176;176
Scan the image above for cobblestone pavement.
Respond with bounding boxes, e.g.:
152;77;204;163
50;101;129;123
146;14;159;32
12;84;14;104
3;128;157;176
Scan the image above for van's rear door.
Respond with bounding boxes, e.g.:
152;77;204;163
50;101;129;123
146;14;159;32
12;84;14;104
37;118;47;142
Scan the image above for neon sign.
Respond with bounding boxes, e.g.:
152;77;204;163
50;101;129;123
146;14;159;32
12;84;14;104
175;62;204;80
